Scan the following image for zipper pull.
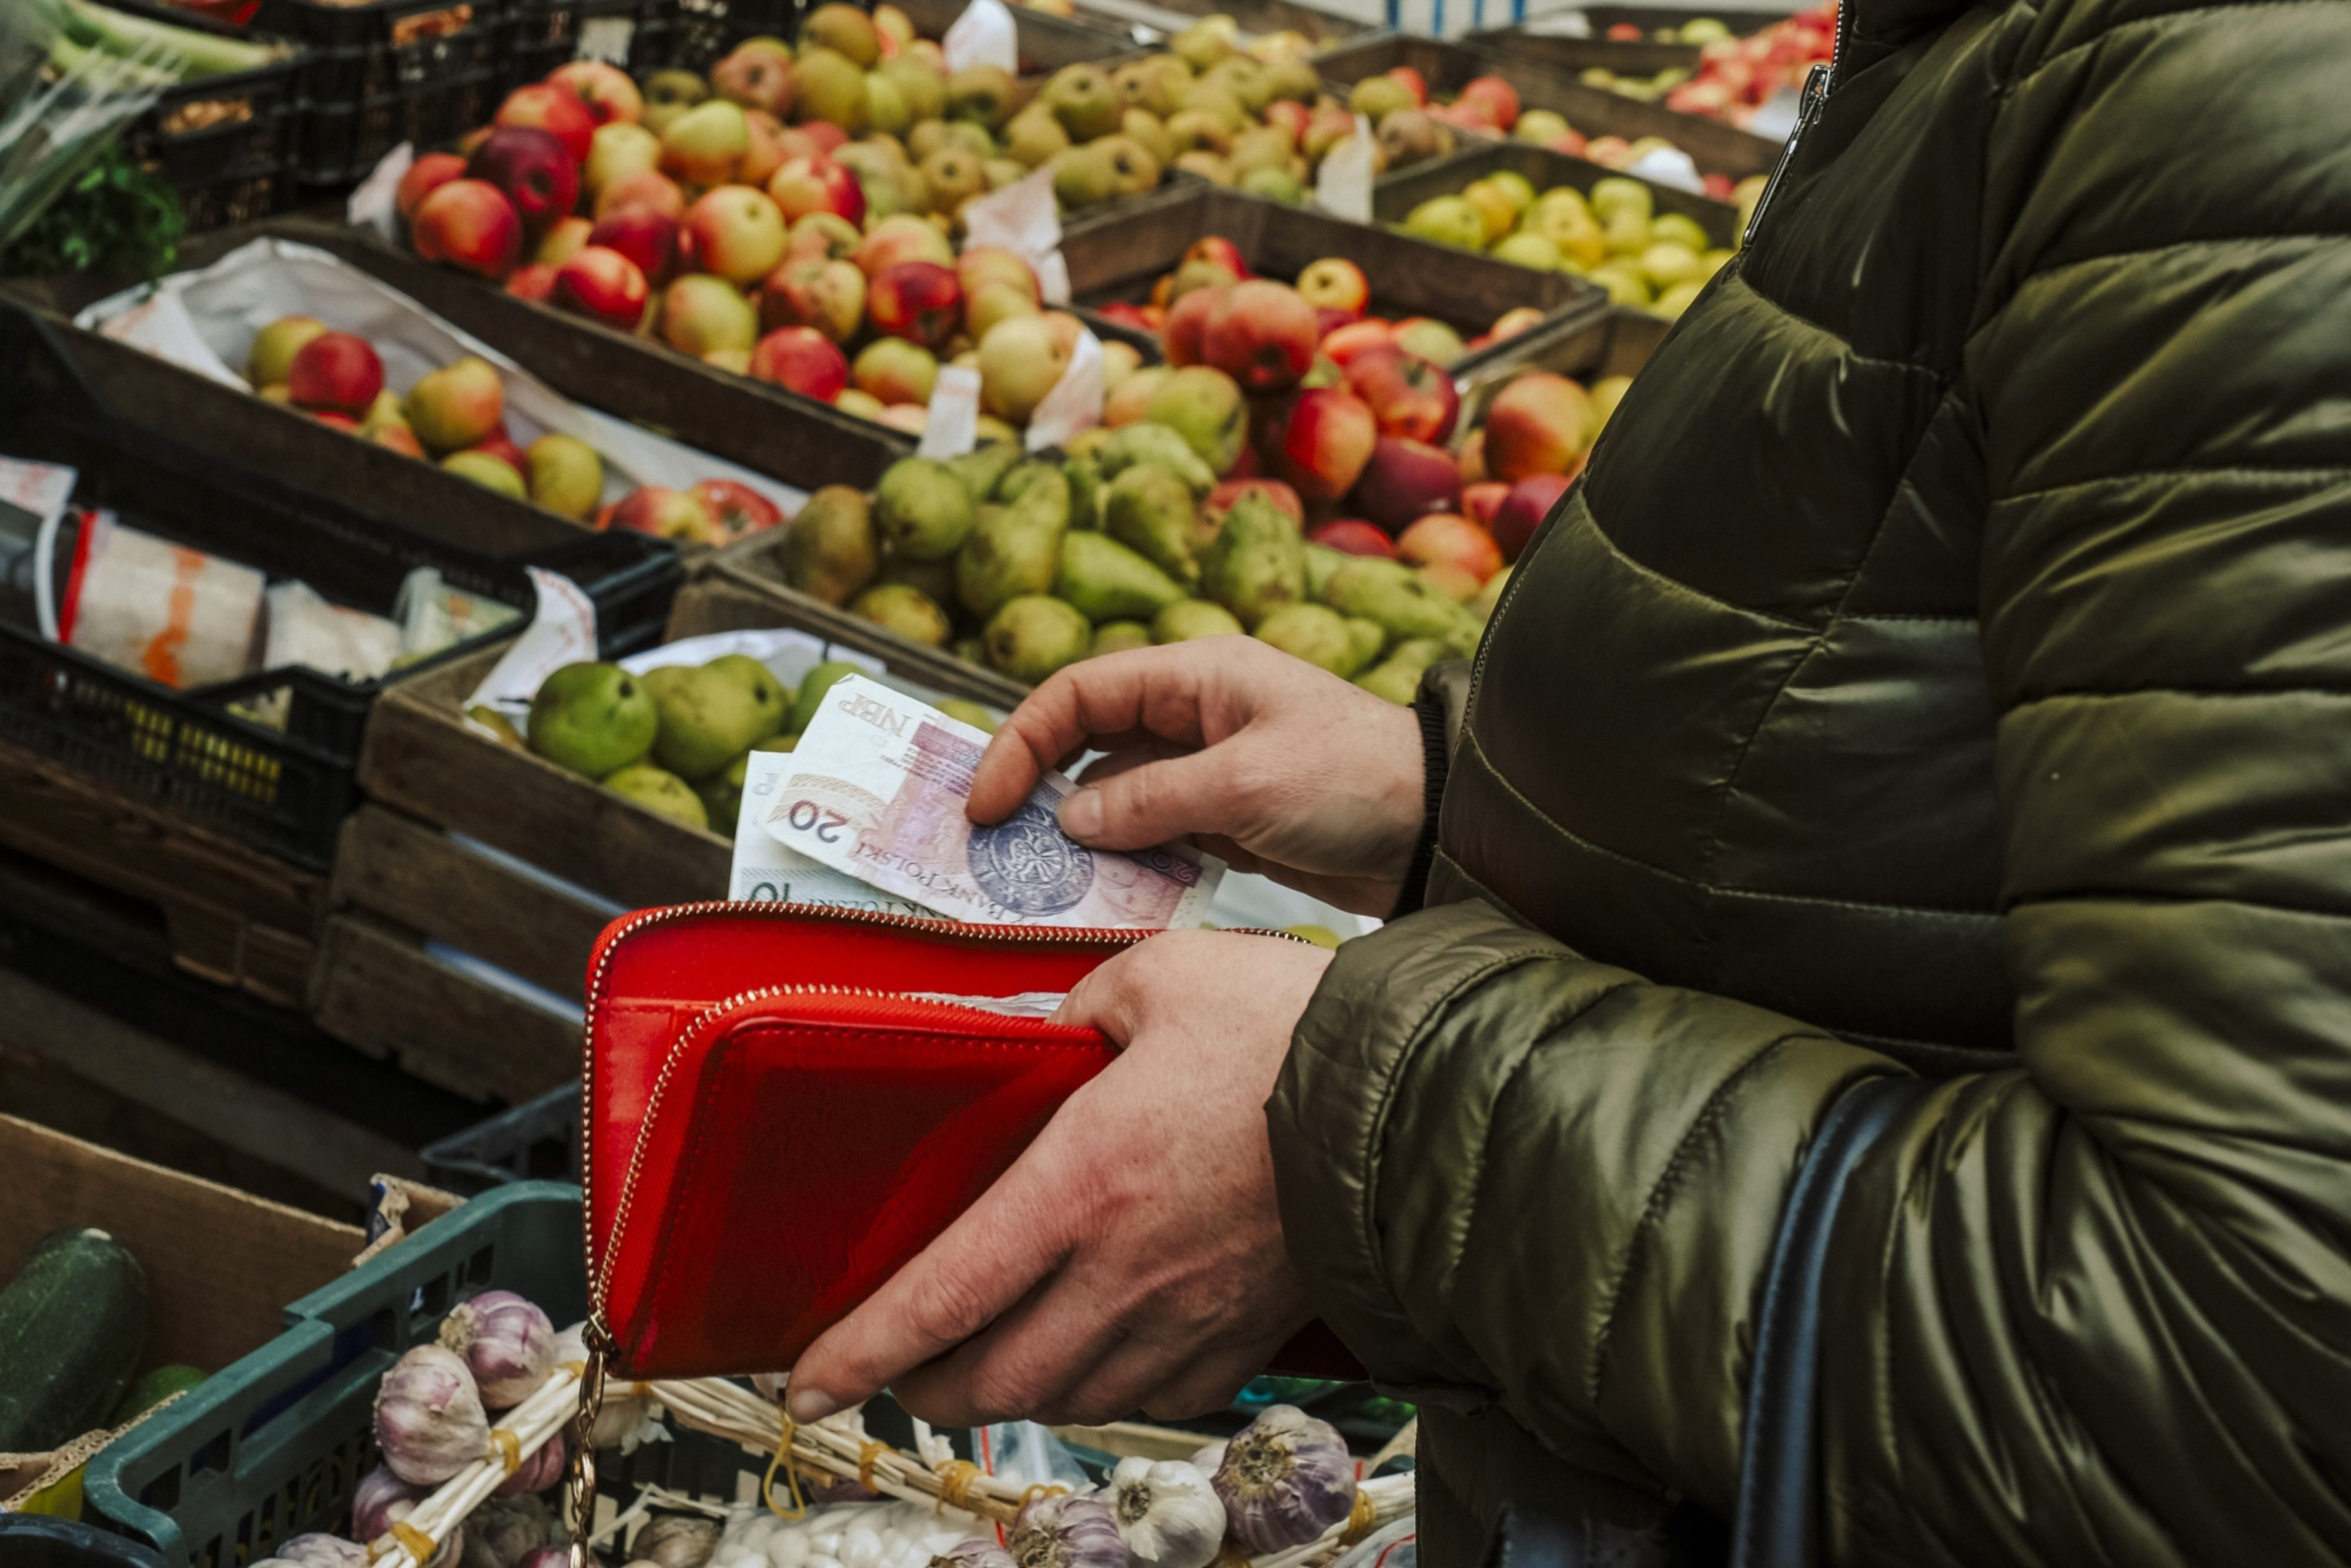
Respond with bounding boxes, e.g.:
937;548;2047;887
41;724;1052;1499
1741;62;1833;250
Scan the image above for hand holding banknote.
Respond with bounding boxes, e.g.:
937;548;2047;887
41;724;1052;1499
966;638;1428;916
761;673;1222;928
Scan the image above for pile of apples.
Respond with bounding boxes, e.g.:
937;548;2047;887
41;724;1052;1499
1666;5;1837;126
1402;171;1733;317
240;313;781;544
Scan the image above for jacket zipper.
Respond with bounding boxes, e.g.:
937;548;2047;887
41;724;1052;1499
1739;62;1832;249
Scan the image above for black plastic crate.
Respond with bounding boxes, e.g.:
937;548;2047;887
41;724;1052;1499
0;306;682;870
293;67;503;187
420;1077;581;1191
104;1;306;233
668;0;805;72
251;0;509;102
503;0;679;88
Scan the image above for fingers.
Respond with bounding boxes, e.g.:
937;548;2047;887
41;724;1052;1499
888;1274;1134;1427
967;648;1210;824
785;1152;1070;1422
1058;746;1250;852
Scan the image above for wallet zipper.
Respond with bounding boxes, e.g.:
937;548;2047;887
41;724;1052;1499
578;901;1157;1342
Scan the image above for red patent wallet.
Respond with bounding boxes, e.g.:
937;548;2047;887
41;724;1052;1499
582;902;1361;1384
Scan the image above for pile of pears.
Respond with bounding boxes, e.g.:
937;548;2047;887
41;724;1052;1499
1404;173;1738;319
771;428;1489;702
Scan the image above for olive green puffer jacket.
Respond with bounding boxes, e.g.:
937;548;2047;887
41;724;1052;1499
1269;0;2351;1562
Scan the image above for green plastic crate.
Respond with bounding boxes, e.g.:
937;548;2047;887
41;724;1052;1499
82;1184;587;1568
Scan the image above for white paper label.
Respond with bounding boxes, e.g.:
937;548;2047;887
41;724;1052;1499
1622;145;1704;193
963;163;1070;304
463;568;599;718
347;143;414;242
942;0;1019;73
1024;327;1105;452
1314;116;1376;225
578;16;635;63
917;364;983;458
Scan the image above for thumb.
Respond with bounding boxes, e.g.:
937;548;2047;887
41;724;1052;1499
1056;748;1241;852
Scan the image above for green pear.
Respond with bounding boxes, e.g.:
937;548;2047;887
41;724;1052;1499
850;582;953;646
1096;421;1215;494
1352;636;1451;703
1321;558;1479;653
1198;491;1305;629
983;594;1091;684
935;698;1000;733
1064;453;1106;530
1043;64;1121;140
1091;620;1154;656
946;440;1022;502
873;457;976;561
605;763;709;829
704;653;788;739
791;659;868;735
1254;602;1362;676
879;551;962;614
1151;599;1245;642
1304;541;1349;598
957;467;1070;619
528;662;657;778
650;662;775;780
1057;531;1188;623
1104;463;1206;589
694;751;753;833
778;484;879;606
1344;615;1389;671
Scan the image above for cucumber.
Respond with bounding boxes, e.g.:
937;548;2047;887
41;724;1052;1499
0;1227;147;1453
106;1363;206;1427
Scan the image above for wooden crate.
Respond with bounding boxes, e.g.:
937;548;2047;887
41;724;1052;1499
1455;304;1667;428
1314;35;1783;179
896;0;1147;71
1062;0;1375;49
314;572;1021;1104
1375;138;1743;249
1060;185;1602;368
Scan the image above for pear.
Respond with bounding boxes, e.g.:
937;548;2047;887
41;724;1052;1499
1091;620;1154;656
947;65;1018;129
1352;637;1451;703
791;659;868;735
1042;64;1120;140
1051;143;1119;209
983;595;1091;684
957;467;1070;619
605;762;709;829
1096;421;1215;494
1252;602;1360;676
1004;105;1071;167
1321;558;1479;654
1198;491;1305;629
1344;615;1389;671
778;484;879;605
694;751;753;833
528;662;657;778
704;654;788;739
1151;599;1245;642
850;581;953;646
946;441;1022;502
879;551;962;613
935;698;1000;733
873;456;976;560
1057;531;1188;624
650;662;776;780
1063;453;1106;530
1104;463;1206;589
1304;541;1349;598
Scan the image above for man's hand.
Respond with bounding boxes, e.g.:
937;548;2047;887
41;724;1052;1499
783;932;1332;1427
969;637;1426;917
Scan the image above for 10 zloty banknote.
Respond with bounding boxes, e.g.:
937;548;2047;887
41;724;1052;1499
756;674;1223;929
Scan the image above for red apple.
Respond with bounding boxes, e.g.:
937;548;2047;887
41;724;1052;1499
603;485;715;543
712;42;796;116
547;60;642;126
395;152;468;223
1262;99;1312;145
685;184;788;286
1461;480;1510;527
1491;473;1573;562
1456;76;1521;131
749;326;850;401
768;156;866;226
1275;388;1378;500
1458;427;1486;485
689;478;784;540
410;179;522;277
1201;279;1319;392
534;214;593;266
587;206;678;283
1396;512;1503;584
868;260;962;348
468;431;529;476
739;110;790;188
286;332;384;414
1295;257;1369;314
1094;300;1151;332
1312;305;1364;341
852;214;953;280
1418;561;1484;602
551;246;651;330
759;257;866;343
1308;519;1396;558
497;83;597;163
1344;343;1459;444
1163;284;1225;367
467;125;578;234
371;424;426;457
801;120;849;155
1184;236;1250;279
1484;372;1596;481
1318;317;1394;367
1387;66;1429;106
1352;435;1460;533
595;169;686;222
506;263;559;301
309;411;359;431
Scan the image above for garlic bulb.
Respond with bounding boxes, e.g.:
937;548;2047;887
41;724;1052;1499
267;1537;367;1567
930;1539;1015;1568
494;1430;565;1496
1108;1458;1225;1568
1009;1495;1126;1568
460;1495;557;1568
1188;1442;1227;1475
440;1291;557;1409
1212;1405;1357;1553
352;1465;424;1542
376;1344;491;1484
634;1515;722;1568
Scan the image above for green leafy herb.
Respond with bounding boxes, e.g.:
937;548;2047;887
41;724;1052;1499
0;141;184;280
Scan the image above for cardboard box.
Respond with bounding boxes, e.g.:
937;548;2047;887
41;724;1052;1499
0;1116;363;1516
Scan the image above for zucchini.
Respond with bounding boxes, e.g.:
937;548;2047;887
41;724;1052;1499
0;1226;147;1453
106;1362;206;1427
62;0;284;79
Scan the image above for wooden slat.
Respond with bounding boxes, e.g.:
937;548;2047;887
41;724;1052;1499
309;914;580;1105
331;805;616;1001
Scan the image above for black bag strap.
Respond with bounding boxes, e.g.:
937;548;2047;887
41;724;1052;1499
1730;1076;1932;1568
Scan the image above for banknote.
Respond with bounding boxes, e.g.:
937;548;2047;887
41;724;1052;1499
728;746;939;918
759;674;1223;929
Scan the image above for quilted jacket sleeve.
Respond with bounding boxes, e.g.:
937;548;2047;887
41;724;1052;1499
1270;4;2351;1564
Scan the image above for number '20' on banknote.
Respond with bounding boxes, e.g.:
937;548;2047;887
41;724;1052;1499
759;674;1223;929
